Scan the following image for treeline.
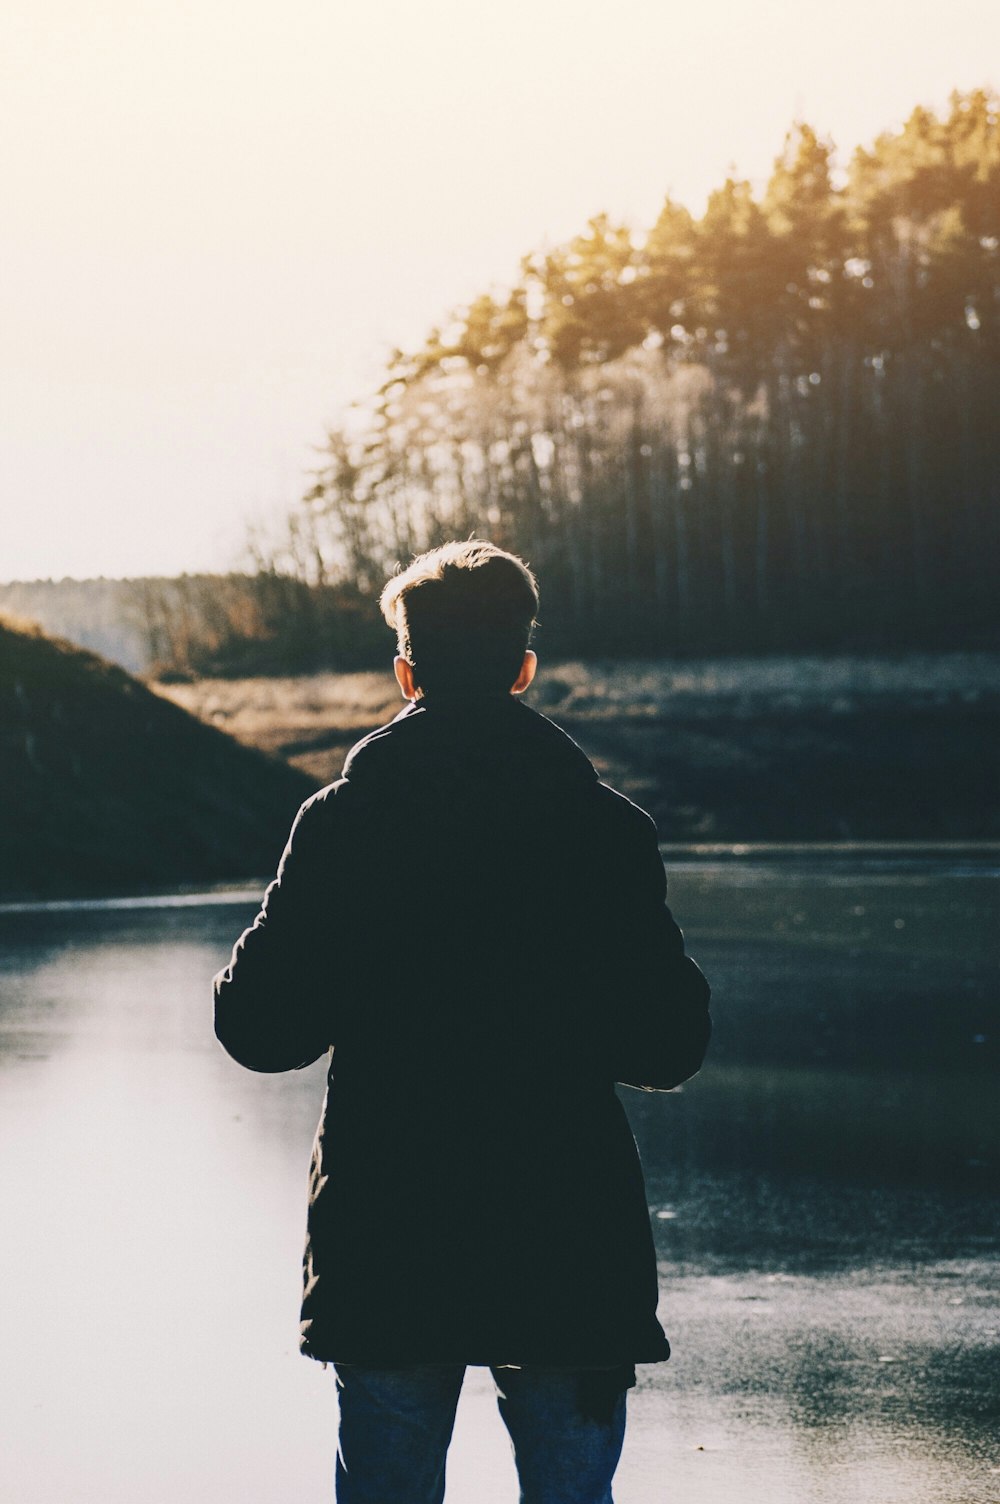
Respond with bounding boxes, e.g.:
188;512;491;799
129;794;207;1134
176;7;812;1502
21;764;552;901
125;572;386;678
0;574;385;678
151;92;1000;673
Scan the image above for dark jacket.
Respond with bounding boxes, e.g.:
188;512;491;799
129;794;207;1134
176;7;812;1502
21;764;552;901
214;693;710;1366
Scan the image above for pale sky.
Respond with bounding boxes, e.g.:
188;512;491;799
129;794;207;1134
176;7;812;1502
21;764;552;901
2;0;997;581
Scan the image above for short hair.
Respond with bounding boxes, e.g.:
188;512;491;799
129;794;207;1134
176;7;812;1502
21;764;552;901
379;540;539;693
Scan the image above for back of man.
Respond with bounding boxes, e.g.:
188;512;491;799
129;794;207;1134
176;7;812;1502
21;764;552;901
214;541;711;1502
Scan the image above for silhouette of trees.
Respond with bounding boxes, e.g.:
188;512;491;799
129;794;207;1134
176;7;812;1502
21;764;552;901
157;91;1000;673
124;572;385;678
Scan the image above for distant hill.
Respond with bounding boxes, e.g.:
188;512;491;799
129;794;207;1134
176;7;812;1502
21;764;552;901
0;615;315;899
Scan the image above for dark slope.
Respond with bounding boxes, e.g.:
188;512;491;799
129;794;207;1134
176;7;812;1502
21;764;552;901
0;616;315;899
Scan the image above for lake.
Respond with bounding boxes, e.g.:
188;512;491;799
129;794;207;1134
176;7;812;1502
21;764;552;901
1;853;997;1503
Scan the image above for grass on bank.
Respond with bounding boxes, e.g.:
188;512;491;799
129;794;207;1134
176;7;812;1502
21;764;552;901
156;653;1000;843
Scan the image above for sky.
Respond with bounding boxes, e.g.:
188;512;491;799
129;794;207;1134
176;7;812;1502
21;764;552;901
2;0;997;582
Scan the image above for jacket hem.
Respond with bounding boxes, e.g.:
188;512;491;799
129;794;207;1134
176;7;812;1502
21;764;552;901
300;1340;671;1367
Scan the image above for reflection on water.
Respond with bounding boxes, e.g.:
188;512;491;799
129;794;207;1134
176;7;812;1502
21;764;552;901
0;857;997;1503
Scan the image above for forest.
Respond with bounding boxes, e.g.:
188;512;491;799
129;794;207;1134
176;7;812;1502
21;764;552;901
139;91;998;673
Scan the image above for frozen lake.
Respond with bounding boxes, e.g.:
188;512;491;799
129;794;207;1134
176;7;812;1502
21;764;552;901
0;854;997;1503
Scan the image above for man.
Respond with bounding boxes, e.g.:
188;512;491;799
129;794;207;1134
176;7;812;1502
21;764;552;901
215;539;711;1503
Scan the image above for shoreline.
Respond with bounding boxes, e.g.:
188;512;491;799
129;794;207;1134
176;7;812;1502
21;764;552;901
2;840;997;907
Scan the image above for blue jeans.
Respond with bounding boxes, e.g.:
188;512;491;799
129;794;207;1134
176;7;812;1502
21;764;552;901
333;1364;629;1504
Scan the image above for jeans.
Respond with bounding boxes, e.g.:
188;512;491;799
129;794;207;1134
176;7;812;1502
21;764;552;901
333;1364;630;1504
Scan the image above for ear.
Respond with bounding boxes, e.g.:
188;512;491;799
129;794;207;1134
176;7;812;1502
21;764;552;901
510;650;537;695
394;655;419;701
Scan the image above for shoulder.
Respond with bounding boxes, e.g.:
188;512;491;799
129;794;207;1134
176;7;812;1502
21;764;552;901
294;776;349;822
273;776;372;893
586;782;665;896
340;702;424;785
282;776;356;855
592;780;659;844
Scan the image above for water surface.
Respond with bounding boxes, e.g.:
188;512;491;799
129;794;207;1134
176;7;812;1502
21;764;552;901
0;855;997;1502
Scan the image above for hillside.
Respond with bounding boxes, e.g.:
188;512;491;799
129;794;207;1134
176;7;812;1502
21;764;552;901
0;616;314;899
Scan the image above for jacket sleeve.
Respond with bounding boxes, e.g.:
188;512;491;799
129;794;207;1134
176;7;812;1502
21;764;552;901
213;789;340;1073
607;812;711;1092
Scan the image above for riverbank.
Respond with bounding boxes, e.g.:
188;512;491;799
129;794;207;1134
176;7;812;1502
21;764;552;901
158;652;1000;842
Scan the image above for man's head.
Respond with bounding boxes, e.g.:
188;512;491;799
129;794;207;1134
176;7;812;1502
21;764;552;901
379;540;539;699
